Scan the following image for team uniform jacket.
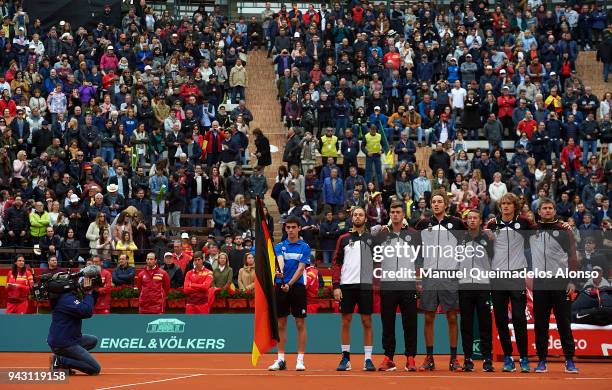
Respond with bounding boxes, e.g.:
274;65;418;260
6;270;33;314
415;215;466;271
93;268;112;314
373;226;421;289
486;217;533;271
331;230;375;288
136;265;170;314
458;231;495;287
184;268;214;306
529;220;578;290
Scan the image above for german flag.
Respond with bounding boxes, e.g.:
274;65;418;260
251;198;279;367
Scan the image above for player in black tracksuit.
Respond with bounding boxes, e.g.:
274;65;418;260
373;201;420;372
414;190;466;372
484;193;532;373
530;198;579;374
458;209;495;372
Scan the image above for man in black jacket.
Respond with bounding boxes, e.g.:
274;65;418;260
162;252;184;289
32;120;53;155
11;109;30;153
79;115;100;160
6;196;29;247
282;127;301;168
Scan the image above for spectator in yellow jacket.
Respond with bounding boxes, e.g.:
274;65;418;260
320;126;338;163
29;201;50;239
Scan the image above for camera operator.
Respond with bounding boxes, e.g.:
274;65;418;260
48;275;101;375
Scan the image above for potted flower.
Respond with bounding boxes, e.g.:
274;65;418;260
317;286;333;309
227;287;249;309
166;289;186;309
111;287;135;308
244;289;255;308
213;288;229;308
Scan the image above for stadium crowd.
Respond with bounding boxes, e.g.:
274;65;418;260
268;1;611;270
2;0;612;317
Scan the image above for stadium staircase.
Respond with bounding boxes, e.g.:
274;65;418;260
576;51;606;98
245;50;286;241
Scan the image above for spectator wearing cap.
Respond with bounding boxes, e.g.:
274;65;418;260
582;175;605;211
31;120;52;155
104;183;126;219
162;251;184;289
100;45;118;74
460;54;478;86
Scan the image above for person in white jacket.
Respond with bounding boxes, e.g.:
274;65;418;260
488;172;508;211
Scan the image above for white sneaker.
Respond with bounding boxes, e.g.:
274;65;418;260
296;360;306;371
268;359;286;371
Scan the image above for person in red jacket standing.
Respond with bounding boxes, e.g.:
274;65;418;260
91;256;112;315
497;86;516;138
6;255;33;314
179;78;200;100
183;251;213;314
136;252;170;314
305;264;320;314
204;121;224;166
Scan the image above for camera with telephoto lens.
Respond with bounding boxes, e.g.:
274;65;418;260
32;265;102;301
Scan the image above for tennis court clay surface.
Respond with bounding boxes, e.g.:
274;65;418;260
0;353;610;390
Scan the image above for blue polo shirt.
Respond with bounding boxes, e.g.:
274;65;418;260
274;239;311;285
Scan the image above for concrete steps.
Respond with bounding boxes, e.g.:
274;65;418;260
246;50;286;241
576;51;607;99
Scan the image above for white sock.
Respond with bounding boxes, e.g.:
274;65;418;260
341;345;350;353
277;352;285;361
364;346;373;360
297;353;304;362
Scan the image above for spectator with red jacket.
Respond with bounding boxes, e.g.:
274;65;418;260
0;91;16;117
6;255;32;314
204;121;224;166
136;252;170;314
91;256;112;315
497;86;516;136
99;45;118;73
183;251;213;314
561;138;583;177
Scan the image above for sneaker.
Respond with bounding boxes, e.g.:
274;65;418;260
419;355;435;371
296;360;306;371
502;356;516;372
450;358;462;372
483;359;495;372
520;357;531;373
534;360;547;373
364;359;376;371
564;359;579;374
268;359;286;371
462;358;475;372
337;356;352;371
405;357;417;372
378;357;396;372
49;355;61;371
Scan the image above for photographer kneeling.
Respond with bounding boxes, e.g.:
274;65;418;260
47;272;102;375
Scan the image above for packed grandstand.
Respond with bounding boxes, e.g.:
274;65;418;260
0;0;610;324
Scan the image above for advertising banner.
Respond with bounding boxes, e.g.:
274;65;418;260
0;314;458;354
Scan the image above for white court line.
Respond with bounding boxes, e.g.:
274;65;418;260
95;373;205;390
96;372;611;380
